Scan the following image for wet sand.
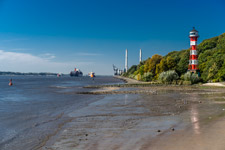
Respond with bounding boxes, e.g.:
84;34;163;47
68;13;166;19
41;81;225;150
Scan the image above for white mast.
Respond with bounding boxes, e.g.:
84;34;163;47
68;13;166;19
125;49;128;72
139;48;142;63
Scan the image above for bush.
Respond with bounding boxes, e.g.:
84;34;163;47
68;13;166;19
183;72;201;84
183;81;192;85
158;70;179;84
183;72;192;81
191;73;201;84
134;74;141;80
142;72;153;82
180;74;184;80
128;74;135;79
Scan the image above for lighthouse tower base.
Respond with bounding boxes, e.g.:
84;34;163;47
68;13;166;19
188;69;200;77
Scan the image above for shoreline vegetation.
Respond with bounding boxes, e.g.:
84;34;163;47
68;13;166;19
75;76;225;95
115;76;225;87
122;32;225;84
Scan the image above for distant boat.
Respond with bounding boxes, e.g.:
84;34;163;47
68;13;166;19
70;68;83;77
88;72;95;78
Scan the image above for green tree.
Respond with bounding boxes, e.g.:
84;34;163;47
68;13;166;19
207;63;218;81
157;58;168;72
144;54;163;75
139;65;145;75
176;50;189;75
217;62;225;81
166;56;176;70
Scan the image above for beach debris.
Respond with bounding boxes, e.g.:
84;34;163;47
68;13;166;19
157;130;161;132
222;109;225;111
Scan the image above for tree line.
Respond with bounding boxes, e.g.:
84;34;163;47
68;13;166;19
123;32;225;84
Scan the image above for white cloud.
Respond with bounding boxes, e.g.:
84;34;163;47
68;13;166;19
39;53;56;60
0;50;94;74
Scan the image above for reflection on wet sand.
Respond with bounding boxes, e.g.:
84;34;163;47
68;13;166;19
190;104;200;134
36;85;225;150
124;94;128;105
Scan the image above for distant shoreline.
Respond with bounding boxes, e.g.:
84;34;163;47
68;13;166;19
0;71;60;76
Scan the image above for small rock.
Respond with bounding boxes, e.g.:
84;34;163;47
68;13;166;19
209;117;212;119
223;109;225;111
171;128;175;131
157;130;161;132
85;134;88;136
199;101;202;103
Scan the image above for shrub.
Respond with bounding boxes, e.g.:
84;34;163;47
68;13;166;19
183;81;192;85
180;74;184;80
134;74;141;80
128;74;135;79
183;72;192;81
183;72;201;84
142;72;153;82
191;73;201;84
158;70;179;84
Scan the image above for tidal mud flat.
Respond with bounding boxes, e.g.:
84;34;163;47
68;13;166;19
42;79;225;150
1;76;225;150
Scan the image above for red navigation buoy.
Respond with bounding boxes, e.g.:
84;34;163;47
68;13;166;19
9;79;13;86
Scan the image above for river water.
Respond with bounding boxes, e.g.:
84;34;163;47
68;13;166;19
0;76;123;150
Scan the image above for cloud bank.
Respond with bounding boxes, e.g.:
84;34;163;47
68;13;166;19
0;50;93;74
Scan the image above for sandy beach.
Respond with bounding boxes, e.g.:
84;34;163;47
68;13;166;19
39;77;225;150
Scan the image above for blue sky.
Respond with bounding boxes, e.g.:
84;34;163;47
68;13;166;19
0;0;224;75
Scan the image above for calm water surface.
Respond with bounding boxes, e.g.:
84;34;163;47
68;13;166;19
0;75;123;150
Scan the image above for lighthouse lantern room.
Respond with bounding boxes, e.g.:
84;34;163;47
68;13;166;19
188;27;199;73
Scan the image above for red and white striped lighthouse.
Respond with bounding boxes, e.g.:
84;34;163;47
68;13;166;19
188;27;199;73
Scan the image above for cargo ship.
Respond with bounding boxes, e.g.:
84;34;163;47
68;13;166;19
70;68;83;77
